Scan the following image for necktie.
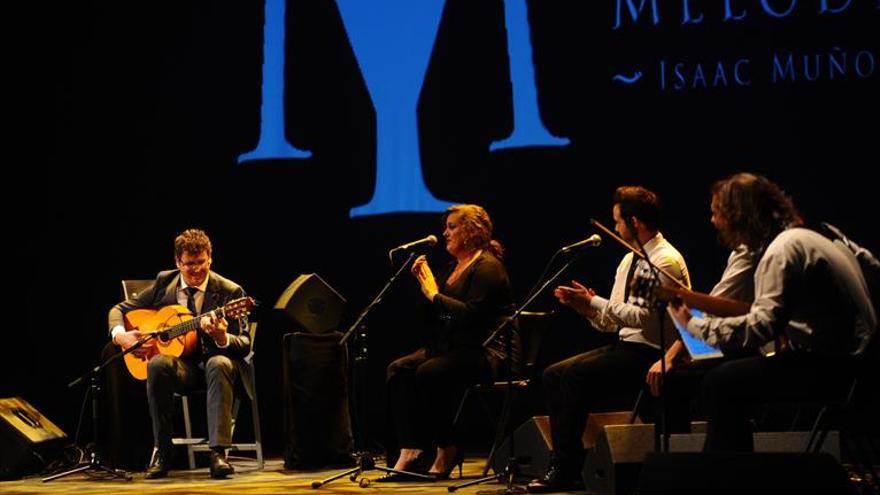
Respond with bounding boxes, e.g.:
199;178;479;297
184;287;199;315
184;287;205;357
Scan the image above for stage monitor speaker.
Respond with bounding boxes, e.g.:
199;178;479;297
491;416;552;480
491;415;598;480
282;332;353;469
582;423;656;495
637;452;851;495
1;397;67;480
582;424;840;495
275;273;346;334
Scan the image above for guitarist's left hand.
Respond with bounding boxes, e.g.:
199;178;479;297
645;340;685;396
201;314;229;346
646;358;673;397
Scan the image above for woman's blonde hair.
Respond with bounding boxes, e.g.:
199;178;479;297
444;204;504;259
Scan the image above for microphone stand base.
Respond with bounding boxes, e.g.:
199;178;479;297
310;451;435;489
42;451;132;482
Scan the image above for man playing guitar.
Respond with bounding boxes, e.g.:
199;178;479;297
108;229;251;479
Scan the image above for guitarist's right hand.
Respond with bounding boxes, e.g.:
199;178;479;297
115;330;153;358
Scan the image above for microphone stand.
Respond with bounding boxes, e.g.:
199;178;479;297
591;218;674;453
312;251;436;489
449;249;586;494
42;333;166;482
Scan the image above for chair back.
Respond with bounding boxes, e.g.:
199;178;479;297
516;311;553;377
121;279;153;301
486;311;554;380
241;321;258;401
241;319;257;364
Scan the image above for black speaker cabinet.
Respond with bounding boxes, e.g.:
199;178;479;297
1;397;67;480
637;452;851;495
275;274;346;334
282;332;353;469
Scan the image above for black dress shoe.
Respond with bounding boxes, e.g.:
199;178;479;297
210;450;235;479
526;454;583;493
144;448;173;480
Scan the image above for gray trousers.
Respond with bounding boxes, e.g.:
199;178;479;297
146;354;241;450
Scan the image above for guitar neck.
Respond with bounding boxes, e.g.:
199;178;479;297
667;288;751;317
165;307;225;340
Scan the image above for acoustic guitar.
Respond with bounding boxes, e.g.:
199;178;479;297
122;297;255;380
628;265;791;356
629;264;750;317
646;285;750;317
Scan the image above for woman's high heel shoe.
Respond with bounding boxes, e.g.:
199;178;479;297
429;449;464;480
375;452;433;482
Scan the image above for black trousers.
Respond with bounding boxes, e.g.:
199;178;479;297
386;347;492;449
642;359;719;434
699;352;858;451
643;350;759;435
542;341;660;467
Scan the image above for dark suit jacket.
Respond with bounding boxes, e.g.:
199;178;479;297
108;269;251;361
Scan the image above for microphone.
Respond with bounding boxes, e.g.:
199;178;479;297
390;235;438;254
560;234;601;253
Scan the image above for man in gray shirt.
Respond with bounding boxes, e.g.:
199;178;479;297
670;173;876;451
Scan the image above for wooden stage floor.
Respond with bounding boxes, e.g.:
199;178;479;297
0;457;586;495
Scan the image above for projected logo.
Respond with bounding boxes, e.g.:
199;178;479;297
237;0;876;216
238;0;568;217
610;0;877;91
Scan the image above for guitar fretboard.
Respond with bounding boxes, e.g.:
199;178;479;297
162;307;226;341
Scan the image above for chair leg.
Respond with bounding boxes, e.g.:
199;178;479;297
181;395;196;470
231;398;241;439
452;388;472;427
250;393;264;469
477;392;497;426
174;372;264;472
629;389;644;424
806;405;830;453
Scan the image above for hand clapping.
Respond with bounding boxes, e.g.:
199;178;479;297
554;280;597;318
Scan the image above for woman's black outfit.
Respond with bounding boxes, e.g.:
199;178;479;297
386;251;514;449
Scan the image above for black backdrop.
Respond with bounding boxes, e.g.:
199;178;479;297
18;0;878;460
